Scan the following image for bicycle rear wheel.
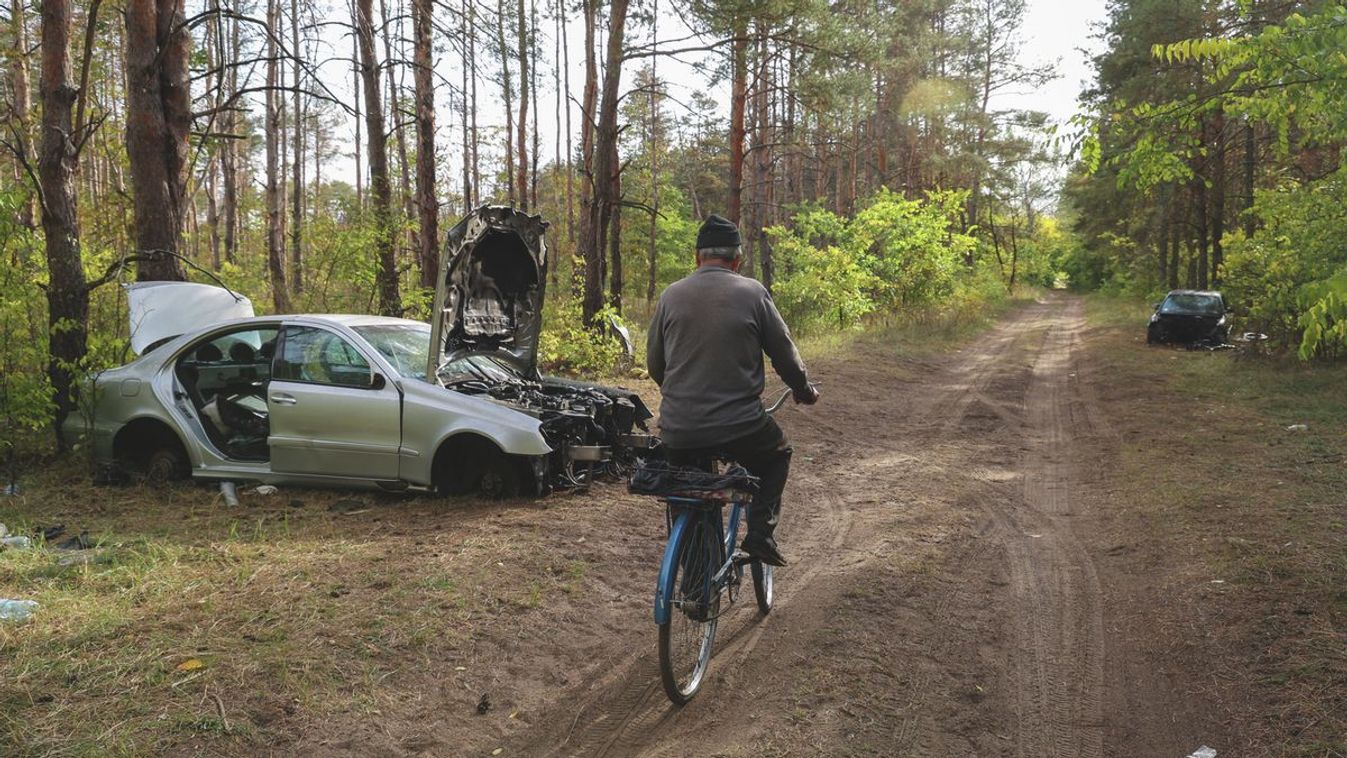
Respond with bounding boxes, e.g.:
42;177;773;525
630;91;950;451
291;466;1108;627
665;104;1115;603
751;561;774;615
658;515;720;704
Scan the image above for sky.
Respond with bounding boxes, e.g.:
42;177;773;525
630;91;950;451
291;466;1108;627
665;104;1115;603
316;0;1112;192
995;0;1109;127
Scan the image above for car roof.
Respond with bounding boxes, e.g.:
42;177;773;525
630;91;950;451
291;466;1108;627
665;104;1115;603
1165;290;1223;297
291;314;428;329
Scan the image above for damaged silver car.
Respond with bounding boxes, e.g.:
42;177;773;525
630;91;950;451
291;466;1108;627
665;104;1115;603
69;207;654;496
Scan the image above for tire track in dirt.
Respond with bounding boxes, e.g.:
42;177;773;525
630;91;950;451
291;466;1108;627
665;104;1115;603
979;299;1105;757
507;296;1108;757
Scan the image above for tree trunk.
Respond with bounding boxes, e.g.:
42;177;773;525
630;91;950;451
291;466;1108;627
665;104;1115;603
561;0;574;244
123;0;191;280
576;0;597;299
38;0;91;449
727;18;747;226
1210;111;1225;285
412;0;438;288
608;140;622;313
221;7;239;263
750;22;772;288
265;0;289;312
461;0;473;212
515;0;530;209
581;0;628;324
9;0;35;229
356;0;400;315
353;30;363;207
1243;118;1256;238
291;0;305;294
497;0;516;206
647;7;659;305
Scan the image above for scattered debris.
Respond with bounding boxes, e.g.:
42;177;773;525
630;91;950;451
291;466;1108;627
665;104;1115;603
476;693;492;715
0;523;6;537
176;658;207;672
55;531;94;551
1;482;19;496
1;535;32;550
254;485;278;496
219;481;240;507
0;599;39;622
36;524;66;542
328;499;367;514
1286;424;1309;432
1187;746;1217;758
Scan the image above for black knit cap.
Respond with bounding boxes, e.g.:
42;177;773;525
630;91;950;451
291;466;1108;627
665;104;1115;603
696;214;742;250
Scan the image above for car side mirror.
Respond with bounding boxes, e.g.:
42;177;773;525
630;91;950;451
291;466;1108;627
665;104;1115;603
1153;302;1162;311
370;372;387;390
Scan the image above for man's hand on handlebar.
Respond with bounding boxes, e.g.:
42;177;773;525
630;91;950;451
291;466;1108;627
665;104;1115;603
794;384;820;405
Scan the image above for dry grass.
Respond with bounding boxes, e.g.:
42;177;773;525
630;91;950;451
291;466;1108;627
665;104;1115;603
0;467;654;757
1083;294;1347;757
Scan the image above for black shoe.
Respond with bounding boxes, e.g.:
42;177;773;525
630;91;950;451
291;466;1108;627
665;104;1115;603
741;535;787;567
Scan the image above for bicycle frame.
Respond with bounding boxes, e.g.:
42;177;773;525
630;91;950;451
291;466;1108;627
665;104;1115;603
653;496;748;625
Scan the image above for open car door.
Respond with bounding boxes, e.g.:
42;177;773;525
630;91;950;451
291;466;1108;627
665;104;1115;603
427;206;549;382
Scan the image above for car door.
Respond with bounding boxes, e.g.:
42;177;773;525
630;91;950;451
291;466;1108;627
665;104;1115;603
267;324;401;479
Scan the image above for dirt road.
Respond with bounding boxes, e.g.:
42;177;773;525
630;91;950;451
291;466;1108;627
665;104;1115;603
497;294;1214;757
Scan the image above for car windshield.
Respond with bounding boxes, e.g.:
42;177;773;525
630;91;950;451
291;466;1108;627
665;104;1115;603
352;324;432;380
1160;294;1224;315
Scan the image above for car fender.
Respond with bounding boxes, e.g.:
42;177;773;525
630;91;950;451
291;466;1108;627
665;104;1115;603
398;379;551;484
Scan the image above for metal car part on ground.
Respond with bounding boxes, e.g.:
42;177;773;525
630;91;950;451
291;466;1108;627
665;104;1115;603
71;207;655;495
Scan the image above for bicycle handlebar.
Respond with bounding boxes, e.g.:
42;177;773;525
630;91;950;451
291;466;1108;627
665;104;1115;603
764;383;819;415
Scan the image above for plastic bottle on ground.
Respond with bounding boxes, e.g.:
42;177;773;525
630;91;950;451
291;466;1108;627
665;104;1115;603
0;599;39;621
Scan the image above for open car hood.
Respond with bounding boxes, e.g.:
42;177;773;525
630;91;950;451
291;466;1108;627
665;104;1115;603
428;206;549;379
127;282;254;355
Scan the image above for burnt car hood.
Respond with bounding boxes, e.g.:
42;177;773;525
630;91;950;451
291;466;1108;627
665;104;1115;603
428;206;549;378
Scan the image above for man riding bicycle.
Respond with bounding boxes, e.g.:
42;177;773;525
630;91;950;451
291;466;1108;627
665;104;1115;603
646;214;819;568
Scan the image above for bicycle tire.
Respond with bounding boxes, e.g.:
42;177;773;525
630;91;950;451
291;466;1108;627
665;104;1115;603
751;561;774;615
658;515;720;704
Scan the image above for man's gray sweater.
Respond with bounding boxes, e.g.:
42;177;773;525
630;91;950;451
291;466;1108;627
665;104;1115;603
646;266;810;449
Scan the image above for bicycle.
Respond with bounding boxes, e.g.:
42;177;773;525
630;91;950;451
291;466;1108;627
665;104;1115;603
631;387;798;704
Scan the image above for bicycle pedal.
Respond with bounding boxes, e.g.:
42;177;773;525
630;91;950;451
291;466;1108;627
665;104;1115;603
731;549;753;565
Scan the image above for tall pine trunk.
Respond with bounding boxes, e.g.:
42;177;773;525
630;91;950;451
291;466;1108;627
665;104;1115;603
38;0;90;449
581;0;628;324
265;0;289;311
124;0;191;280
356;0;400;315
412;0;439;287
515;0;529;209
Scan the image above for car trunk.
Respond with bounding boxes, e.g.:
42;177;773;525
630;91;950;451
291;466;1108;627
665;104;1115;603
427;206;549;379
126;282;255;355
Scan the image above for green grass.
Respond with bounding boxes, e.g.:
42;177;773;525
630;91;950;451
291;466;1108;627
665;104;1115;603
1083;293;1347;755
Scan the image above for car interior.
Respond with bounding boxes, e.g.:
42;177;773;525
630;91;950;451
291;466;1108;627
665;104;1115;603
175;327;278;461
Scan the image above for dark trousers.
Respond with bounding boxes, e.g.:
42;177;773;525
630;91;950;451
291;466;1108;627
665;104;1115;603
666;417;793;544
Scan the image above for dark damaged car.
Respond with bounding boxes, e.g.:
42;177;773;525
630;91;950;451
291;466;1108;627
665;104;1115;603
1147;290;1231;346
68;207;655;496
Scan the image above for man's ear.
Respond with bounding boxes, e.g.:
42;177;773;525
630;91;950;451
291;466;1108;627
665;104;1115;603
729;257;743;272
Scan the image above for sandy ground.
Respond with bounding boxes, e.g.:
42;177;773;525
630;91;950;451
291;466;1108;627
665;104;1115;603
459;293;1217;757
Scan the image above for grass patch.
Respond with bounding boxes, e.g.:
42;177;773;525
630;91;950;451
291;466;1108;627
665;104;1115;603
1083;293;1347;755
0;468;603;757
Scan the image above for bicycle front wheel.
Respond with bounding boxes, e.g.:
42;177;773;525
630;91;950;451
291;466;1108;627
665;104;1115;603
658;515;720;704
